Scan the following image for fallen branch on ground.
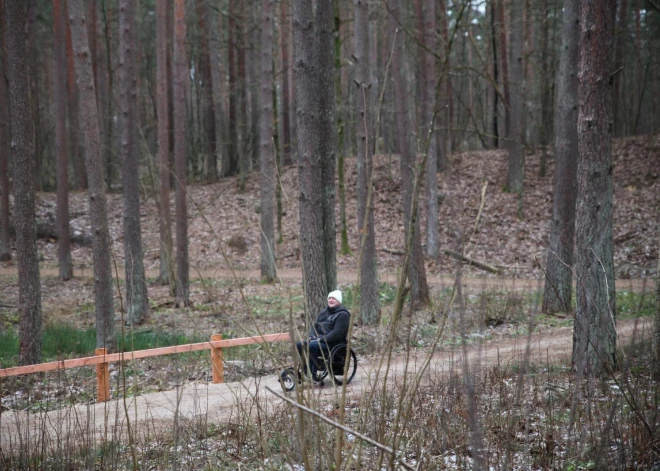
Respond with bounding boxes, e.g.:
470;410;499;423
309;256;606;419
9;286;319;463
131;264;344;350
443;249;500;274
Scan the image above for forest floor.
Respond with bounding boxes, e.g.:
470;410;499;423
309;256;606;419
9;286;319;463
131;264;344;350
0;136;658;463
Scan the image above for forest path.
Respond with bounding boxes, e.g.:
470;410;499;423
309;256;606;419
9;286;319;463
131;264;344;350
0;317;652;453
0;265;653;293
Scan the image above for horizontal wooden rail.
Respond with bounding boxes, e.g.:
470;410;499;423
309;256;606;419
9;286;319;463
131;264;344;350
0;332;290;401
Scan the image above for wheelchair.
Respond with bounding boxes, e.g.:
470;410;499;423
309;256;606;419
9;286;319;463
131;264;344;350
279;343;358;392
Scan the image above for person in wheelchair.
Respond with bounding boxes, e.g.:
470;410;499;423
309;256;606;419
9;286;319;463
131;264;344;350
296;290;350;385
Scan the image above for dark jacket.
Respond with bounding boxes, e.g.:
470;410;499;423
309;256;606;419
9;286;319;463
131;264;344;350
310;305;351;347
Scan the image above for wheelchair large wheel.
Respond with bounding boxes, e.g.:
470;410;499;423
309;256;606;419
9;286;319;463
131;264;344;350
279;367;297;392
329;345;358;386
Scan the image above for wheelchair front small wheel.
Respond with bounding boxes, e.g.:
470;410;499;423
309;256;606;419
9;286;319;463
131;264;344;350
279;367;297;392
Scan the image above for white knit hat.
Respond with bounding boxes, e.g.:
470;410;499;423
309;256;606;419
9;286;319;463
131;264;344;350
327;290;342;304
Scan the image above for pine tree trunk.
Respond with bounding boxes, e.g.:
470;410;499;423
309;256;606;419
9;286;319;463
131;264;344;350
0;0;13;262
389;0;429;308
53;0;73;280
68;0;116;351
66;20;87;190
280;0;292;167
196;0;218;183
573;0;617;376
497;0;511;141
336;1;350;256
100;0;115;190
26;4;40;191
173;0;189;307
225;0;239;177
543;0;578;315
119;0;149;324
237;2;249;190
423;0;439;258
354;0;379;324
5;0;42;365
316;0;337;294
156;0;175;293
260;0;276;282
293;0;328;318
507;0;524;196
490;1;499;148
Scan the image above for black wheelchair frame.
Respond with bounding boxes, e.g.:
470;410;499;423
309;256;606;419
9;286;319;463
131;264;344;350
279;343;358;391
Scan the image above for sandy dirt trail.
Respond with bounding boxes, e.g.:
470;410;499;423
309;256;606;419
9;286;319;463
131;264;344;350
0;317;651;453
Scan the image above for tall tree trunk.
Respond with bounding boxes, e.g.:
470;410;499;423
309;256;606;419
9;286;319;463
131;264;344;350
280;0;292;167
225;0;239;177
260;0;276;282
54;0;73;280
437;0;449;170
68;0;116;351
573;0;617;376
26;3;40;191
422;0;439;258
196;0;218;183
156;0;175;293
0;0;12;262
237;2;249;191
497;0;510;141
354;0;379;324
100;0;115;190
507;0;524;199
543;0;578;315
317;0;337;295
654;232;660;379
66;18;87;190
389;0;429;308
293;0;328;318
119;0;149;325
335;0;350;256
173;0;189;307
490;0;499;148
538;0;551;178
5;0;42;365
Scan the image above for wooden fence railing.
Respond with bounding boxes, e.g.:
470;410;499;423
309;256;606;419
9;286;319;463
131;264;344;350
0;332;290;402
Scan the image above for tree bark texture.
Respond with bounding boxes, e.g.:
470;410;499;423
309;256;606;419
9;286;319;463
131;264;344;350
490;1;500;148
354;0;379;324
225;0;239;177
293;0;328;318
196;0;218;183
173;0;189;307
422;0;439;259
613;0;628;137
66;19;87;191
497;0;511;141
260;0;276;282
573;0;617;376
119;0;149;324
237;2;250;189
156;0;175;292
389;0;429;308
317;0;337;297
280;0;292;167
5;0;42;365
543;0;579;315
0;0;12;262
53;0;73;280
507;0;524;195
654;232;660;378
68;0;117;351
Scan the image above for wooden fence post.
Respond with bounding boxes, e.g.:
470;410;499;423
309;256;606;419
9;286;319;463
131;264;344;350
95;348;110;402
211;334;223;383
